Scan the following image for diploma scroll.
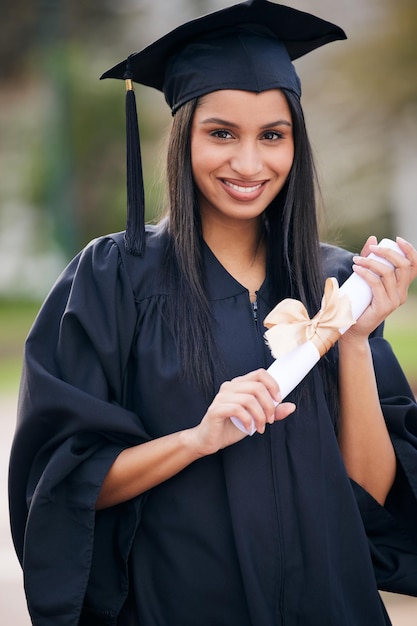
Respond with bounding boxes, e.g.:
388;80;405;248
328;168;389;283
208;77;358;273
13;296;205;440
231;238;404;435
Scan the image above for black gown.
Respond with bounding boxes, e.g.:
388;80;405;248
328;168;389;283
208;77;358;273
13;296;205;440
8;228;417;626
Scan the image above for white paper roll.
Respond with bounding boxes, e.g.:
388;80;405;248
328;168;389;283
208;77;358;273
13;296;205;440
338;238;403;332
231;238;403;435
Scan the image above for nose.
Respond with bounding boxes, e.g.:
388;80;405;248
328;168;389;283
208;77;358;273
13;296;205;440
230;140;263;178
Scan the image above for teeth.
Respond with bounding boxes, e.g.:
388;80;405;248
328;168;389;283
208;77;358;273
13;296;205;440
224;180;263;193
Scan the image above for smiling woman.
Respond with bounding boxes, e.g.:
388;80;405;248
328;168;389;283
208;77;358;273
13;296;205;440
8;2;417;625
190;89;295;304
191;90;294;224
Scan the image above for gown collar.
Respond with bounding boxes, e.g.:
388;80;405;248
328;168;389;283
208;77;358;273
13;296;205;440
202;240;274;308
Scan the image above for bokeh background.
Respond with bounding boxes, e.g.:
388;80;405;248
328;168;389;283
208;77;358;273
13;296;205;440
1;1;416;623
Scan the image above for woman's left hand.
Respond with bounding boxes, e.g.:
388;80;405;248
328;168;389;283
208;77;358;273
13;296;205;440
342;235;417;341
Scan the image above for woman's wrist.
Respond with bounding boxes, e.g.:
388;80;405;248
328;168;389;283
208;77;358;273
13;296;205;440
178;426;212;460
338;332;370;355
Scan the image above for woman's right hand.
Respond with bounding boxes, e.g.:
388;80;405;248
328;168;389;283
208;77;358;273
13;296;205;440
97;369;295;509
191;368;296;456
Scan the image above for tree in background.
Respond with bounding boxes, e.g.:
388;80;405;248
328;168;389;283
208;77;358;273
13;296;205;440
1;0;167;263
0;0;415;291
318;0;417;252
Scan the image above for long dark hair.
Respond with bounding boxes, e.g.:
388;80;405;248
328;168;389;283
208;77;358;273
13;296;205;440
264;89;322;310
160;89;337;411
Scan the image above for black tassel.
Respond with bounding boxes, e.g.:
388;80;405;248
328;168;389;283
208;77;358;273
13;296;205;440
124;60;145;256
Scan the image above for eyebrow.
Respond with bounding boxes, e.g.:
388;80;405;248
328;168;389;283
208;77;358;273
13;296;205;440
199;117;292;129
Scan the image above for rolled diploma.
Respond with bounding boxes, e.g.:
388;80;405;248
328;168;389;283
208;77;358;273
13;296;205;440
231;238;403;435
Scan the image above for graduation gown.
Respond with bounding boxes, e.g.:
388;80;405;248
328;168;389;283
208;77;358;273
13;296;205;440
8;228;417;626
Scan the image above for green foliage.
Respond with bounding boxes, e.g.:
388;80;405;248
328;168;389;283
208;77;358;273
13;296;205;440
0;299;40;393
3;1;169;261
338;0;417;115
2;0;416;282
384;298;417;391
385;327;417;387
25;41;171;257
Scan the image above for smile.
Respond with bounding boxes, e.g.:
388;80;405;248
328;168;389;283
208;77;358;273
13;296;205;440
222;180;264;193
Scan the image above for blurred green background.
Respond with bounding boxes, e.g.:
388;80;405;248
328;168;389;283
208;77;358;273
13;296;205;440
0;0;416;395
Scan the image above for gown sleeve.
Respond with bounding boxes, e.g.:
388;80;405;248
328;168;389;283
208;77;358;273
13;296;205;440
321;242;417;596
351;333;417;597
8;234;151;625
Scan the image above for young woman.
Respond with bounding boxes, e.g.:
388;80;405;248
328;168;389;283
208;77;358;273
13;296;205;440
9;2;417;624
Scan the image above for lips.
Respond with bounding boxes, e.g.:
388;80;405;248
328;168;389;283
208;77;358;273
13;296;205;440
223;180;263;193
221;178;266;201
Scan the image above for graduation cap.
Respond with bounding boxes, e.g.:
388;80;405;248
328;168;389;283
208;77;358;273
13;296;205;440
100;0;346;255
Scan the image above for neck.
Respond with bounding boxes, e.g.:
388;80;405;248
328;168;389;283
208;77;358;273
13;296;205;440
203;213;264;256
203;217;266;300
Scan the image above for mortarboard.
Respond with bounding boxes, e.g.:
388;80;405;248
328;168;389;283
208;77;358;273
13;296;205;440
101;0;346;255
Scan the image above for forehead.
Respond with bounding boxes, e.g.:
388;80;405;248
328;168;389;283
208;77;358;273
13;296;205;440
194;89;292;120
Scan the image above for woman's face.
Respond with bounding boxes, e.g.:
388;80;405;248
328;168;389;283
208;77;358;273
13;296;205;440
191;89;294;227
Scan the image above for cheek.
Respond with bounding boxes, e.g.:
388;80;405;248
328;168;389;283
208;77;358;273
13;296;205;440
279;144;295;177
191;138;205;169
191;143;218;183
191;153;204;189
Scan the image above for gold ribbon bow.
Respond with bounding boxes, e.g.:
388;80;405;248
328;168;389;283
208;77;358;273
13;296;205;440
264;277;355;359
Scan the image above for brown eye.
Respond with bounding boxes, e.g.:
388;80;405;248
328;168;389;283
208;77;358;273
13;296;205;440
211;129;233;139
262;131;283;141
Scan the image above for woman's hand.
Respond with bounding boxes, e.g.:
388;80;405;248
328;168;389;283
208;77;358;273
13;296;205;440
97;370;295;509
191;368;296;456
337;235;416;504
341;235;417;343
